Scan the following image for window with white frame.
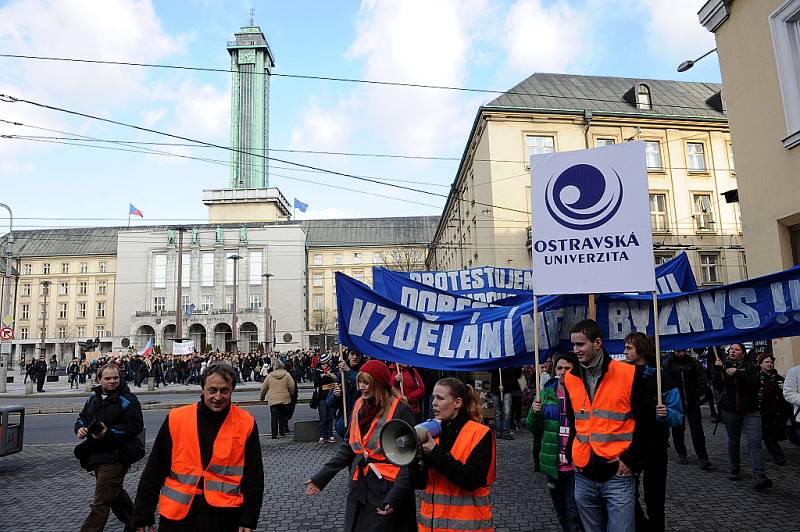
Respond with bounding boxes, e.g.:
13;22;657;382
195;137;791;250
77;302;86;318
225;252;236;285
58;303;67;319
98;260;107;273
42;263;50;274
313;253;323;266
181;253;190;288
153;296;165;313
58;282;68;295
225;294;234;311
637;84;651;110
739;251;748;279
692;194;715;231
79;281;88;295
313;272;324;287
595;138;615;147
40;283;49;295
20;327;28;340
61;262;69;274
76;326;85;338
201;252;214;287
526;135;555;162
727;142;735;173
313;294;324;311
769;0;800;149
80;262;88;273
182;295;190;313
654;253;673;265
96;326;105;338
23;264;31;275
645;141;663;169
334;254;342;265
40;303;48;321
21;283;31;296
649;193;670;232
249;250;262;285
153;254;167;289
699;253;721;284
57;327;66;339
96;301;106;318
353;252;363;264
201;295;213;312
249;293;263;310
97;280;107;295
686;142;707;171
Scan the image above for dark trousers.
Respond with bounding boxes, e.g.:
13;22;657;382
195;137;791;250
635;447;668;532
671;400;708;460
762;417;786;463
548;470;581;532
270;403;290;437
722;411;765;477
81;463;133;532
36;374;45;392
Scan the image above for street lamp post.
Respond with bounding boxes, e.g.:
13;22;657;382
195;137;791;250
39;281;50;362
262;273;273;355
677;48;717;72
228;254;241;357
0;203;12;393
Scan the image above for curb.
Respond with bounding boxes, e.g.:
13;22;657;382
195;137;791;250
1;383;315;400
24;398;312;415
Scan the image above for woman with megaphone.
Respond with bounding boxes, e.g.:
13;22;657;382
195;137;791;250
305;360;417;531
415;377;497;532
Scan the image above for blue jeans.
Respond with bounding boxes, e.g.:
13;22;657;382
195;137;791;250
721;411;765;477
318;399;334;439
574;471;634;532
492;392;512;433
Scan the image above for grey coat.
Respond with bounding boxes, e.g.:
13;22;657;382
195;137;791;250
311;400;417;532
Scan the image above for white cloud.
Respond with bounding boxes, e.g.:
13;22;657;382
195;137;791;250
142;108;166;126
289;97;356;152
171;80;230;141
639;0;715;61
502;0;591;74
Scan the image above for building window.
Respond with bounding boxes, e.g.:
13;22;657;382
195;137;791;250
791;225;800;265
20;327;28;340
595;138;615;147
201;295;213;312
739;251;748;279
645;141;663;169
727;142;735;173
76;326;85;338
98;260;107;273
249;293;263;310
21;283;31;296
96;302;106;318
77;302;86;319
313;253;323;266
225;252;236;285
96;326;105;338
42;263;50;274
57;327;66;339
201;252;214;287
58;282;68;296
97;280;107;295
153;254;167;289
58;303;68;319
23;264;31;275
692;194;715;231
153;297;165;313
249;250;262;285
353;252;363;264
80;262;88;273
654;253;673;265
637;84;651;110
313;294;324;311
21;304;29;320
180;295;190;313
769;0;800;149
61;262;69;274
41;283;49;295
649;194;669;232
686;142;707;172
526;135;555;161
699;253;721;284
334;254;342;265
313;272;324;288
225;294;234;311
181;253;190;288
78;281;88;295
352;270;364;283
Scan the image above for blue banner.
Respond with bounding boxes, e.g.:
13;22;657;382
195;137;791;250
338;266;800;370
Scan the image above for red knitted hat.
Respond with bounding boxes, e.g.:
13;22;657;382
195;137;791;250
360;360;392;388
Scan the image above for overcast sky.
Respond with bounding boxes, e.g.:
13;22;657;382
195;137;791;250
0;0;720;230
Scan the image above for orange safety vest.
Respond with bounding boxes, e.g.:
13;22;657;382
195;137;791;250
563;358;636;468
158;403;255;521
418;419;496;532
349;396;401;482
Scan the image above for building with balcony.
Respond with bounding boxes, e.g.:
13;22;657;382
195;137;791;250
427;73;744;288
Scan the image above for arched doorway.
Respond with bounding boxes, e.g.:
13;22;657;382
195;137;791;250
239;322;258;353
213;323;232;352
135;325;156;351
162;324;176;354
188;323;207;353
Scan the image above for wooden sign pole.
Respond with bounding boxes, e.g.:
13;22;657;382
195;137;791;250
652;292;663;405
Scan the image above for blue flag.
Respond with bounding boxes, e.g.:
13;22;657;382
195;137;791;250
185;303;196;318
293;198;308;213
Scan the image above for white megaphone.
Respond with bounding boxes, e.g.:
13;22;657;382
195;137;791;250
379;419;441;466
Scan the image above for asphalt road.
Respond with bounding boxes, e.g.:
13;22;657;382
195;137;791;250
21;404;321;445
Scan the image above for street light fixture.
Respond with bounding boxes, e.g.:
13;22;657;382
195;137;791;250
0;202;12;393
227;254;241;356
262;273;273;355
677;48;717;72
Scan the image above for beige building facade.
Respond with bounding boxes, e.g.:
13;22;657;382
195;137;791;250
700;0;800;369
428;73;745;291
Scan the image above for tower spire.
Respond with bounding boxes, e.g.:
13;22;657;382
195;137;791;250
249;7;255;26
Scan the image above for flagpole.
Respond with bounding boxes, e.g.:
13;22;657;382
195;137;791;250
127;211;131;227
652;291;663;406
533;294;541;400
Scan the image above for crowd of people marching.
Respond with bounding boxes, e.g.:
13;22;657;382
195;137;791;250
67;320;800;532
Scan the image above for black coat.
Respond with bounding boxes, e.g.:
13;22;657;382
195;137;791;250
311;400;417;532
74;382;144;468
664;354;706;406
713;358;760;415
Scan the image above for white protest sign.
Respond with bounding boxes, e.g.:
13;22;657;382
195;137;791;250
172;340;194;355
531;141;655;295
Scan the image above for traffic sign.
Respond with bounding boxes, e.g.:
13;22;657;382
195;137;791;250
1;315;12;327
0;327;13;340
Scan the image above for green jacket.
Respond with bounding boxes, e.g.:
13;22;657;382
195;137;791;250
526;380;563;480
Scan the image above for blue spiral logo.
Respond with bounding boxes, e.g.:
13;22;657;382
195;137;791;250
544;163;624;230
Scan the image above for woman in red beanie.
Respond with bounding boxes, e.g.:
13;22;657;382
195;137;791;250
305;360;417;531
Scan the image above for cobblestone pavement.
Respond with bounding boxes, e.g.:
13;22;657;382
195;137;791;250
1;415;798;531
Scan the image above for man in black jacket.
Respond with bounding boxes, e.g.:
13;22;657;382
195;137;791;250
74;364;144;532
663;349;713;469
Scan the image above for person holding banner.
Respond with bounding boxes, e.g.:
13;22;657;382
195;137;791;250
314;353;339;444
387;362;425;423
305;360;417;532
563;320;647;532
713;344;773;489
415;377;496;532
331;349;366;437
